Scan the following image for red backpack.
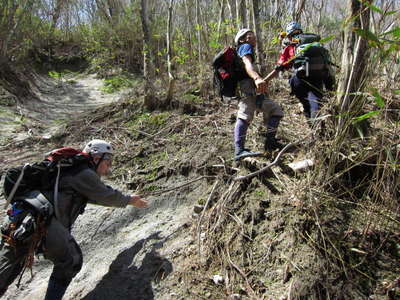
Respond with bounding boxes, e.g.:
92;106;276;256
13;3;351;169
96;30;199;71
212;46;248;99
3;147;91;207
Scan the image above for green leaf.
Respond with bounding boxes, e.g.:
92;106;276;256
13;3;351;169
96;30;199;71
384;27;400;38
353;111;380;123
48;71;61;79
271;36;280;45
370;89;385;108
354;28;381;45
384;10;398;16
359;0;396;16
320;35;335;43
359;1;384;14
394;90;400;95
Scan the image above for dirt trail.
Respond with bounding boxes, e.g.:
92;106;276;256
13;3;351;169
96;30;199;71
0;75;197;300
0;74;128;166
1;74;122;144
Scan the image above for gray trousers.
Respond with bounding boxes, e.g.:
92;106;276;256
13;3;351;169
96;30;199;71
237;79;284;125
0;217;83;296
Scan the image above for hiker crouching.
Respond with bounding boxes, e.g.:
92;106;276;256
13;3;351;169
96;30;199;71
233;29;284;161
0;139;148;300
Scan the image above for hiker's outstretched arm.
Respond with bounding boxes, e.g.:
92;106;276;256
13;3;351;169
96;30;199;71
69;168;131;207
264;69;279;82
242;55;267;94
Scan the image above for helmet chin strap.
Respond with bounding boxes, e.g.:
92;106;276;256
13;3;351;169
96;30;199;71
92;153;106;171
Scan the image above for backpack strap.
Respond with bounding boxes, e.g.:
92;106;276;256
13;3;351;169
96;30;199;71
53;162;62;220
3;163;29;209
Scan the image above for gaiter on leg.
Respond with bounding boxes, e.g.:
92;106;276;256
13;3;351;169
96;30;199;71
265;116;283;151
234;118;249;154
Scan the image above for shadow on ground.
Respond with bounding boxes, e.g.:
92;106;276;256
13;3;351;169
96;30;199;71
81;232;173;300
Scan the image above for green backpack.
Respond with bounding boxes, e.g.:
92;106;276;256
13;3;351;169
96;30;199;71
292;33;333;79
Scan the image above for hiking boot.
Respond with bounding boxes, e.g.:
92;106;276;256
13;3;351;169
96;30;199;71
264;136;284;152
234;149;262;161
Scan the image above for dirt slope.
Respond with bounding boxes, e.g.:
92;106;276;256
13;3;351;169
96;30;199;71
0;73;399;300
0;74;202;300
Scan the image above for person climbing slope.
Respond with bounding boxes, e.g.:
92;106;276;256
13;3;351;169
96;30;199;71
265;21;335;126
233;28;284;161
0;139;148;300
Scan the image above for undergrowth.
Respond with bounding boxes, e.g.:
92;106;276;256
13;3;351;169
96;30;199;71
101;74;139;93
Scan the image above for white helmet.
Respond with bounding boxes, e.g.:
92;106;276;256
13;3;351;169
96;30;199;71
83;139;113;157
235;28;252;45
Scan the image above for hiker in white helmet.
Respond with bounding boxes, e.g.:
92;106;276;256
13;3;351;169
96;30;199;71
0;139;148;300
233;29;284;161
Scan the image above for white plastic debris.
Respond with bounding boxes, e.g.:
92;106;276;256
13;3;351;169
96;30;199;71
287;159;314;172
212;274;224;285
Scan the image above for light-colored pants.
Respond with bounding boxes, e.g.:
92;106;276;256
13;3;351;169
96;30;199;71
237;79;283;125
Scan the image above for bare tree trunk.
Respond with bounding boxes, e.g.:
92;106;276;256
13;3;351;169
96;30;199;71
0;0;36;101
2;0;34;57
217;0;226;42
241;0;247;28
336;0;371;132
236;0;246;29
227;0;235;26
51;0;67;33
251;0;265;74
246;0;252;29
95;0;112;24
195;0;202;62
106;0;122;25
314;0;324;31
275;0;280;17
184;0;194;62
198;4;210;58
165;0;176;105
293;0;306;22
140;0;156;110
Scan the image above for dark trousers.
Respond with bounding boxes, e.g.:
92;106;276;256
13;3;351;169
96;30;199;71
289;74;324;119
0;217;83;297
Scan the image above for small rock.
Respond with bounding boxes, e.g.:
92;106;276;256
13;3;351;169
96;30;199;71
212;274;224;285
193;204;204;214
229;294;241;299
191;213;199;219
205;292;212;298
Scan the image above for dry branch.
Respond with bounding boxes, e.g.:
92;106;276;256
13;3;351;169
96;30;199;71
197;179;219;258
234;140;303;181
